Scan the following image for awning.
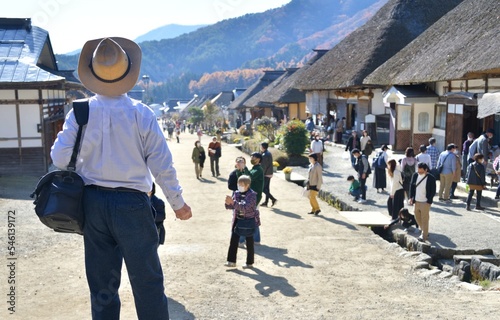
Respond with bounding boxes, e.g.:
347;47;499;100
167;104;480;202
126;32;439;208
383;85;438;104
478;92;500;119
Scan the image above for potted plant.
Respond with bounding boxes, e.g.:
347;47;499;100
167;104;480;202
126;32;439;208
283;167;292;181
273;161;279;173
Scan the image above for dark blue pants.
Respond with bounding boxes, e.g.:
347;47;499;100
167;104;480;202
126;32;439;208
263;176;276;204
83;187;169;320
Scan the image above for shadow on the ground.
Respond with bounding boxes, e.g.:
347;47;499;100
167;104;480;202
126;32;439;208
168;297;196;320
255;244;313;269
199;178;216;184
270;208;303;220
229;267;299;297
317;215;359;231
0;175;39;200
429;232;458;249
321;171;343;178
431;203;463;216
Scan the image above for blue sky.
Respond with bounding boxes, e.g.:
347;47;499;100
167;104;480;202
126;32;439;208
4;0;291;54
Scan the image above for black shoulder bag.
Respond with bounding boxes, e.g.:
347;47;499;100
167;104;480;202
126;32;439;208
30;100;89;235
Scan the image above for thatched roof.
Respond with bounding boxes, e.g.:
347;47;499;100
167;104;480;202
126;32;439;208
244;50;329;108
364;0;500;85
228;70;285;110
294;0;463;91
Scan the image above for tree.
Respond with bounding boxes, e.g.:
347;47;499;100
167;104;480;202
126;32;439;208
255;116;279;142
203;101;223;129
188;107;204;125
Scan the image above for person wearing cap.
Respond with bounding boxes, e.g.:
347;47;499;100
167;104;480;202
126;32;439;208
476;129;495;167
345;131;361;167
51;37;192;319
436;144;457;202
208;136;222;177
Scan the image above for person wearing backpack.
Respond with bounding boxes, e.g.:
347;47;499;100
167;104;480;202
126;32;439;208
465;153;487;211
352;148;370;203
373;145;389;192
401;147;417;200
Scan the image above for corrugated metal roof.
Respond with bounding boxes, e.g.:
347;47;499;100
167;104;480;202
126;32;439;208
0;18;63;83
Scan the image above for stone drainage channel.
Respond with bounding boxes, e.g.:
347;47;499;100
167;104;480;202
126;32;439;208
312;187;500;289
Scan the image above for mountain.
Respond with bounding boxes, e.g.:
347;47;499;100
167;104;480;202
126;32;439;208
134;24;208;43
55;0;388;98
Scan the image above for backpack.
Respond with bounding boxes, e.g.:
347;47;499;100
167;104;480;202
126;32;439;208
372;151;386;169
403;161;416;180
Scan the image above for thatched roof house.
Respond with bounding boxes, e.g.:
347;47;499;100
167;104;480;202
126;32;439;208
364;0;499;85
228;70;285;111
244;50;329;108
294;0;464;91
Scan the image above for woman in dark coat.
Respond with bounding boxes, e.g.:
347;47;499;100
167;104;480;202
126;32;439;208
465;153;487;211
373;145;389;192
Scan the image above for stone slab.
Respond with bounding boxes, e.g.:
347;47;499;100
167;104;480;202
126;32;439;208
453;255;500;266
339;211;391;227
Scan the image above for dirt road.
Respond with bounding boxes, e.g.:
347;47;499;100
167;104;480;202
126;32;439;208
0;131;499;319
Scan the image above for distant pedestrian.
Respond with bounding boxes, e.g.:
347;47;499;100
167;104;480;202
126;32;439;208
346;131;361;167
224;175;260;269
191;140;206;179
474;129;495;167
387;159;404;220
309;135;324;167
307;153;323;215
494;154;500;200
465;153;487;211
335;117;345;143
427;138;439;169
196;127;203;141
228;156;250;192
436;144;457;202
260;142;278;207
208;136;222;177
449;147;462;199
415;145;431;169
247;152;264;244
347;175;363;201
462;132;475;178
372;145;389;192
351;148;370;203
306;117;315;132
401;147;417;199
360;130;373;157
409;163;436;242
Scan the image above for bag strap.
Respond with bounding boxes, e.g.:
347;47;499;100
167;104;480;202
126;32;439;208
415;174;428;188
68;100;89;171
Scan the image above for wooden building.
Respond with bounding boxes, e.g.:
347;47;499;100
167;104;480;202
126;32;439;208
0;18;83;175
294;0;463;145
364;0;500;151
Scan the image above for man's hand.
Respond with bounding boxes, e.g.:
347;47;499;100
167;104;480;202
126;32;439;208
362;173;366;179
174;204;192;220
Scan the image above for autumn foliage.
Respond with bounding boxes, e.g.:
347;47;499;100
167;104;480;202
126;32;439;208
189;69;266;95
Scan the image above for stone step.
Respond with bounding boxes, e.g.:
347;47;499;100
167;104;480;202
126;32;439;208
453;254;500;266
339;211;391;227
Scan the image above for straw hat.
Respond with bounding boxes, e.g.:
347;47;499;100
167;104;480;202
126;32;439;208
78;37;141;96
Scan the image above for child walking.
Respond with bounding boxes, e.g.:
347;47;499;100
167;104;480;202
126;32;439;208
224;175;260;268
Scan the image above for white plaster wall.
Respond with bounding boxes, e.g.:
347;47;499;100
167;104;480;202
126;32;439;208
20;104;41;139
435;81;447;96
412;103;435;134
18;90;39;100
371;89;385;115
0;105;18;148
0;90;15;100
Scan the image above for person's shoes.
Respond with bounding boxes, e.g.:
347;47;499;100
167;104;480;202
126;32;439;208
314;210;321;215
217;173;221;177
466;205;471;211
450;195;459;199
475;206;486;210
224;262;236;267
242;264;253;269
444;199;452;203
357;199;367;204
438;197;444;201
307;211;315;214
260;203;268;207
417;235;425;242
271;199;277;207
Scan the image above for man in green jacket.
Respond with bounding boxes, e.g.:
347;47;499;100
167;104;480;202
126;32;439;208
249;152;264;206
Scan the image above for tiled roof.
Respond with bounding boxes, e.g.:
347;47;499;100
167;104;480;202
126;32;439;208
0;18;64;83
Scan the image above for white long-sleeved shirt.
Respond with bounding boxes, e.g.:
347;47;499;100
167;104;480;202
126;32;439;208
388;168;403;196
51;94;185;210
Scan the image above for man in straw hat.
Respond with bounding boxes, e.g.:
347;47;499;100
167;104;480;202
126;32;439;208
51;37;192;319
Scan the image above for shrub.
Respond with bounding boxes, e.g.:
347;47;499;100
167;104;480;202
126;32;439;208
254;116;279;142
280;120;309;156
238;125;251;136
